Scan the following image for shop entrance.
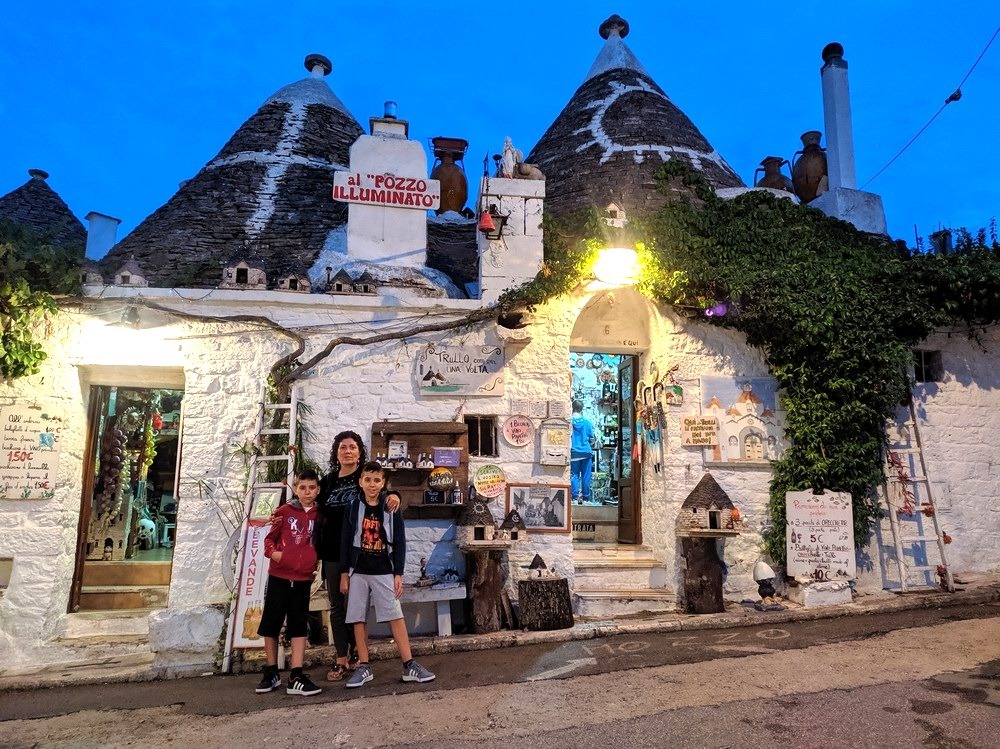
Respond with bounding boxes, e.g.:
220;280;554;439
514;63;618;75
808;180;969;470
69;385;184;612
569;351;641;545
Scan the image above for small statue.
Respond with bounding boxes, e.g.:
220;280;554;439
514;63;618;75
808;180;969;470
500;137;522;178
419;557;428;580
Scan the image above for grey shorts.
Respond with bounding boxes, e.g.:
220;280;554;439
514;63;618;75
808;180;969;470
345;573;404;624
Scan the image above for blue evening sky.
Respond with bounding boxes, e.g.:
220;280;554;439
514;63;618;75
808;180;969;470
2;1;997;256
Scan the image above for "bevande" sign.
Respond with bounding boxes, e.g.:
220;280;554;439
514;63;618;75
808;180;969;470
333;171;440;210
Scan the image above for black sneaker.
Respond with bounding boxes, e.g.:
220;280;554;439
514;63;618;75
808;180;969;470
286;673;322;696
255;671;281;693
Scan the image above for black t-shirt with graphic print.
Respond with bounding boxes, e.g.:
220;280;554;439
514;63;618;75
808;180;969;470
353;500;394;576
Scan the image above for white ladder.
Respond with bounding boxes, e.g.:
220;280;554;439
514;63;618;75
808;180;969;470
221;385;300;672
880;399;954;593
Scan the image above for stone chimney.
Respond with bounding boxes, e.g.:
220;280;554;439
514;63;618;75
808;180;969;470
810;42;887;235
84;211;122;258
820;43;856;191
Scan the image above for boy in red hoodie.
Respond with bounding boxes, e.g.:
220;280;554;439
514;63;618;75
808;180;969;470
255;469;322;696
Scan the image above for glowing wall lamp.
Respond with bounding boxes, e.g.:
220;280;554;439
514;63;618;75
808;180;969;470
593;246;640;286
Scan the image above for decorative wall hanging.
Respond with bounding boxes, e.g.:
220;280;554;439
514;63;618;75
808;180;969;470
502;415;534;447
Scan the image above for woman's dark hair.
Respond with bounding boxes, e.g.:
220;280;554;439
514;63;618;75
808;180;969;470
328;430;367;473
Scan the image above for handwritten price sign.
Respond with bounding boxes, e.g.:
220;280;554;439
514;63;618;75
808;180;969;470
1;406;63;499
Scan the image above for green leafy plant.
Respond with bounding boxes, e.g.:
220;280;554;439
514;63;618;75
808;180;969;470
0;219;82;380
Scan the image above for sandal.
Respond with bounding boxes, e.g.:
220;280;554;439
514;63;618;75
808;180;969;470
326;663;350;681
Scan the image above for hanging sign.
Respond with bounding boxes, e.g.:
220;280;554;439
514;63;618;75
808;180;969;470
539;418;570;466
473;464;507;498
502;415;534;447
681;416;718;446
333;171;440;210
786;490;856;580
428;467;456;490
0;405;63;499
415;343;504;396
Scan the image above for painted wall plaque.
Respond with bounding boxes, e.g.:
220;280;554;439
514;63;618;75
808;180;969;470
785;490;856;580
681;416;719;446
415;343;504;396
473;464;507;498
700;376;786;463
0;405;63;499
502;415;534;447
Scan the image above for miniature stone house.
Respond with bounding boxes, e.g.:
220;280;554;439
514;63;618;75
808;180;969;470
353;271;377;295
676;473;740;536
456;499;498;546
80;259;104;286
327;269;355;294
276;272;311;293
113;258;149;287
499;509;527;543
220;254;267;290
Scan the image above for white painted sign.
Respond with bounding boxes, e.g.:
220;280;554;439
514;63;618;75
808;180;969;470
415;343;504;396
0;405;63;499
786;490;856;580
232;517;273;648
681;416;719;446
333;171;440;210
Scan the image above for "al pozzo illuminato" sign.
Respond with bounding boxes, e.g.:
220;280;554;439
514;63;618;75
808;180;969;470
333;171;440;210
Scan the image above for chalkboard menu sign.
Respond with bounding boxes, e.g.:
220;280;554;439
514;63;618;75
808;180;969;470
0;405;63;499
785;490;855;580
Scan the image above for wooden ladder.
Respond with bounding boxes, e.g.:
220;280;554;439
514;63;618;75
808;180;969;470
880;399;954;593
221;385;300;671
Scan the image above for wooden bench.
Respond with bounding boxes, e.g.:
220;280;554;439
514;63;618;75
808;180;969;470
310;582;466;637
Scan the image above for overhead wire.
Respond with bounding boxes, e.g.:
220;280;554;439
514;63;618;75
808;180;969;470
859;25;1000;191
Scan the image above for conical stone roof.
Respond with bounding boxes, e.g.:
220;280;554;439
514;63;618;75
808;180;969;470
100;54;365;287
526;15;743;220
0;169;87;250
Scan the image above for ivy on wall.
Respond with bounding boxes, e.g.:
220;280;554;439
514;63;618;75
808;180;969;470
0;219;82;381
511;162;1000;565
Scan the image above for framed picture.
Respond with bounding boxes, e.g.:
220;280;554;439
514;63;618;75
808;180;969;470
505;483;571;533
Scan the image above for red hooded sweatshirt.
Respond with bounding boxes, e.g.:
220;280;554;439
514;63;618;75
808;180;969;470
264;500;319;582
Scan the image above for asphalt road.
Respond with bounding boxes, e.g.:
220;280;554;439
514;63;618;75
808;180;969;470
1;601;996;722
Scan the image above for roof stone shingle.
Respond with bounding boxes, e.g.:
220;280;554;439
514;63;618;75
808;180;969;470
0;169;87;251
526;16;743;221
100;56;364;288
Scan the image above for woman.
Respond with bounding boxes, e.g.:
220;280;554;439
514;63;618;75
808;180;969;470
316;430;400;681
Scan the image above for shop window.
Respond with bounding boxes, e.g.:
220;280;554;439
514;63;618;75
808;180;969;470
236;267;249;284
913;350;943;383
465;415;498;457
0;558;11;597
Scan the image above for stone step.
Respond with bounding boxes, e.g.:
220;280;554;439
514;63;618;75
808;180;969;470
574;588;678;619
78;586;170;611
63;610;151;639
573;563;668;590
572;542;657;562
82;561;172;587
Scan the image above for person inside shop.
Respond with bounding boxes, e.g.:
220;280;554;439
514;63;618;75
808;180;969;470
255;469;323;697
571;399;599;504
340;461;436;688
316;430;400;682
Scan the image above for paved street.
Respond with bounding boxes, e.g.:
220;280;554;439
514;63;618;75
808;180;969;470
1;603;998;748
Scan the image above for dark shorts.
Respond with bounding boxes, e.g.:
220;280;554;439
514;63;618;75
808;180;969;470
257;575;312;639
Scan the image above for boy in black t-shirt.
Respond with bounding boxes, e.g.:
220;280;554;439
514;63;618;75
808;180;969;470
340;461;435;688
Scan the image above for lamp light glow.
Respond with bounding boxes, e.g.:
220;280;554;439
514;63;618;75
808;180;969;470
593;246;639;286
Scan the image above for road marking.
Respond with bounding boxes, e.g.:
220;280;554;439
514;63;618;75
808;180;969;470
756;628;791;640
526;657;598;681
707;644;779;655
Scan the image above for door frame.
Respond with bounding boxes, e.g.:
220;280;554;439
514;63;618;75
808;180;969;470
617;354;642;544
68;386;107;613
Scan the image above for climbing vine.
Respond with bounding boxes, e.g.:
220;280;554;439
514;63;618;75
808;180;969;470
0;219;82;380
510;162;1000;565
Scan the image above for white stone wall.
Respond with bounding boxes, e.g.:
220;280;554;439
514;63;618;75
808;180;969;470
2;287;999;671
911;328;1000;574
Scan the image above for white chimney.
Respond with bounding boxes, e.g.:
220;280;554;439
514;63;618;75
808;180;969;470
85;211;122;257
820;42;857;190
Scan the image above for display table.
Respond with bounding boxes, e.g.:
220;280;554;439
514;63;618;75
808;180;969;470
518;577;574;631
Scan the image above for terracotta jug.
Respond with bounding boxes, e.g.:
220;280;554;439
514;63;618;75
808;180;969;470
791;131;828;203
754;156;795;193
429;136;468;215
